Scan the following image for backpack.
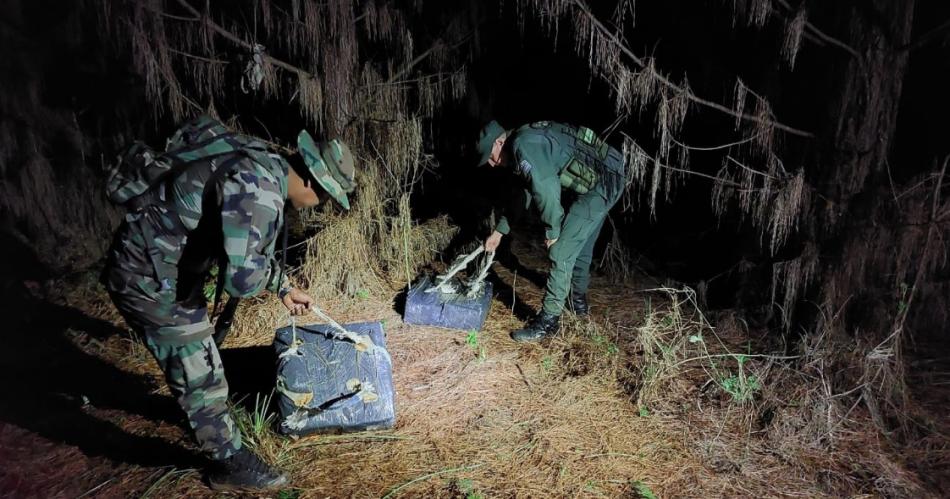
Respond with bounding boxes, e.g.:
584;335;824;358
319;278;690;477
106;115;276;210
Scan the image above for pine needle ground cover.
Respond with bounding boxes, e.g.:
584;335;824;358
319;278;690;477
19;233;939;498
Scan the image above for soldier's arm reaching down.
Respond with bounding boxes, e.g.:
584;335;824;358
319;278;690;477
515;147;563;243
220;163;289;298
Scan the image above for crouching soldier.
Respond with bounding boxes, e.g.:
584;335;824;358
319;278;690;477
102;116;357;490
475;120;626;342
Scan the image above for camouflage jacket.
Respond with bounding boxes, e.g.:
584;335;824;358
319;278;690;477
105;149;290;302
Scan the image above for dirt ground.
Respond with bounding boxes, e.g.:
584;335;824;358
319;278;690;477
1;236;948;498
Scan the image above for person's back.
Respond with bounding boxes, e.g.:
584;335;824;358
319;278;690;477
102;115;358;491
475;119;627;342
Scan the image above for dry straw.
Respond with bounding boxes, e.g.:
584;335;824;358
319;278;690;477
66;241;934;497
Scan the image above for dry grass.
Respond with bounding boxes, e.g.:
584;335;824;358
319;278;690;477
47;234;942;499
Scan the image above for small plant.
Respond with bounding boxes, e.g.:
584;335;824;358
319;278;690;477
277;490;301;499
454;478;484;499
466;330;478;348
541;355;554;372
466;330;486;362
252;391;276;437
638;406;650;417
232;391;278;450
356;288;370;299
719;355;761;402
632;480;658;499
592;333;619;356
203;265;219;301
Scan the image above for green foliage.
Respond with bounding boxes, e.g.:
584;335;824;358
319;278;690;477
592;333;619;356
632;480;658;499
466;330;478;348
252;391;277;437
720;374;761;402
231;391;277;450
356;288;370;299
277;490;301;499
466;330;486;362
541;355;554;373
203;265;219;301
454;478;483;499
638;406;650;417
719;356;761;402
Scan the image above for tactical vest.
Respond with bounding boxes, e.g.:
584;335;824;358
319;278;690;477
106;115;278;211
526;121;615;195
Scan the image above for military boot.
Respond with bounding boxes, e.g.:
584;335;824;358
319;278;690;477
208;447;289;491
511;312;561;342
569;292;590;317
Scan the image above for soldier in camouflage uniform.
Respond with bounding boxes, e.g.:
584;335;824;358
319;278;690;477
102;116;357;491
475;120;625;342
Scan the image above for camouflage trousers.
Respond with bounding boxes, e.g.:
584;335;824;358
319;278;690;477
105;268;242;461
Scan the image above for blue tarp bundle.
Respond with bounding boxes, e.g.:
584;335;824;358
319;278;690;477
273;321;395;435
403;275;493;332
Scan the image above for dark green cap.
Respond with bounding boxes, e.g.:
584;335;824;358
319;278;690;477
475;120;505;166
297;130;357;210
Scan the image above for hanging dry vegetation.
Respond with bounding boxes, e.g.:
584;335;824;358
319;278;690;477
19;0;941;496
514;0;949;474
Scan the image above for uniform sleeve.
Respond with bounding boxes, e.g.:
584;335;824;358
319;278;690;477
494;189;532;235
495;215;511;235
220;164;288;298
516;146;563;241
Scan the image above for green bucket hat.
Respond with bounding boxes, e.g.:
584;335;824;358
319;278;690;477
297;130;357;210
475;120;506;166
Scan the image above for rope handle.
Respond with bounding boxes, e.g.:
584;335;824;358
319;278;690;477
280;305;376;354
465;250;495;291
426;246;495;294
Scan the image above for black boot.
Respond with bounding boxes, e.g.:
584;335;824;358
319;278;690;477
569;292;590;316
511;312;561;342
208;447;289;491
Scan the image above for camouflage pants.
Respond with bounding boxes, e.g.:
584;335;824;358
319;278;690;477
105;268;242;461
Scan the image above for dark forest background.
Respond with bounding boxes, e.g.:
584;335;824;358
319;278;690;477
1;0;948;482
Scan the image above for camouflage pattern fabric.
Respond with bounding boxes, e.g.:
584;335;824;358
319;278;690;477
297;131;356;210
104;146;290;307
107;116;280;209
103;117;290;459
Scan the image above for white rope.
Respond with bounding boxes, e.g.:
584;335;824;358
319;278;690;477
464;250;495;298
278;314;301;359
308;305;370;348
425;246;495;297
278;305;378;355
426;246;485;293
